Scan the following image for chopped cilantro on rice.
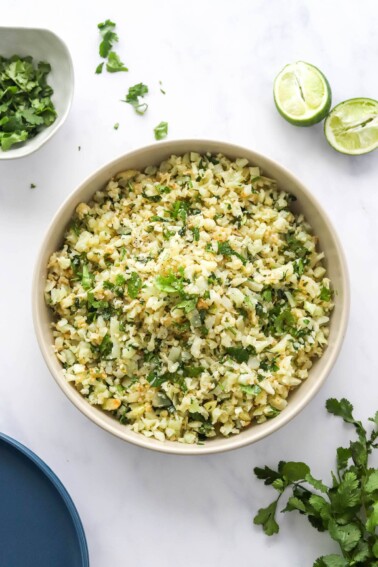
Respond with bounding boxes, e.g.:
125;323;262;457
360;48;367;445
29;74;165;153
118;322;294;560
45;152;333;444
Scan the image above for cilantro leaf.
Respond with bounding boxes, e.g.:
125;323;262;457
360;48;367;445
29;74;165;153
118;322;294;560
225;346;255;363
366;501;378;533
313;555;348;567
183;366;204;378
127;272;142;299
253;501;279;536
154;121;168;140
95;62;104;74
330;471;361;512
98;333;113;357
305;473;329;494
282;462;311;482
283;496;307;512
365;470;378;493
81;264;94;290
328;520;361;552
241;384;262;396
326;398;355;423
217;241;247;265
106;51;128;73
253;465;284;486
336;447;351;471
98;19;118;58
155;272;185;295
320;286;332;302
124;83;149;115
174;298;197;314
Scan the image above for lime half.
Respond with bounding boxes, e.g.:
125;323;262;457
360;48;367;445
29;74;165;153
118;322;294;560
274;61;332;126
324;98;378;155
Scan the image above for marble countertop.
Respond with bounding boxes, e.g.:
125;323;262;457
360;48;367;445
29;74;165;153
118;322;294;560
1;1;377;565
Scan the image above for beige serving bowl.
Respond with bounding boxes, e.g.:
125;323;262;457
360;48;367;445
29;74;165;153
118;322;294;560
33;140;350;455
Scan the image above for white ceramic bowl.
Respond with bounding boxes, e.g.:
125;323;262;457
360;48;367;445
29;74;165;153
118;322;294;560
33;140;350;454
0;27;74;159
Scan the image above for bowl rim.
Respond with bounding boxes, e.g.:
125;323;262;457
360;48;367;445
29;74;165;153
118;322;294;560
0;26;74;160
32;139;350;455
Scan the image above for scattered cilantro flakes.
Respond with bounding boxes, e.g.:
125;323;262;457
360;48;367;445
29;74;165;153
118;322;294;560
241;384;262;396
96;20;128;73
174;298;197;314
98;19;118;58
320;286;332;302
81;263;94;290
30;183;36;189
217;241;247;265
113;122;119;130
95;62;104;74
0;55;57;151
154;121;168;140
253;398;378;566
98;332;113;357
127;272;142;299
106;51;128;73
159;80;166;94
225;346;255;363
124;83;149;115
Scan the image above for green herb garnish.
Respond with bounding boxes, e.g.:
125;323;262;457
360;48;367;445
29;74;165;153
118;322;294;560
113;122;119;130
99;333;113;357
191;227;200;241
184;366;204;377
241;384;261;396
124;83;149;115
154;121;168;140
147;370;187;391
285;233;310;259
320;286;332;302
170;200;190;222
142;191;161;202
81;264;94;290
127;272;142;299
96;20;128;73
253;398;378;566
98;19;118;58
95;62;104;74
225;345;256;363
217;241;247;265
106;51;128;73
155;271;185;295
174;298;197;314
0;55;57;151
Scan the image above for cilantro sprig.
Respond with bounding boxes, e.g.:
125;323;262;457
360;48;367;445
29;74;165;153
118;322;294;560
253;398;378;566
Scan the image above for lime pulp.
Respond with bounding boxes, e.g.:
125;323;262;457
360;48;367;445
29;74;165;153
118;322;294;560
324;98;378;155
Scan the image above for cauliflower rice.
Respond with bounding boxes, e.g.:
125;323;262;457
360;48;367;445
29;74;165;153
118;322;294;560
45;152;333;444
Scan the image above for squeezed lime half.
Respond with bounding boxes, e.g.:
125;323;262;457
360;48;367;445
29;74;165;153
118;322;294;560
324;98;378;155
274;61;332;126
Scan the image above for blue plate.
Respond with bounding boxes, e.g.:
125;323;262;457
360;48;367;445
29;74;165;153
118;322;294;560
0;433;89;567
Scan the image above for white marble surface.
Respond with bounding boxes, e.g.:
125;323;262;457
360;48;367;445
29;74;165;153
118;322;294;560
1;1;377;565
